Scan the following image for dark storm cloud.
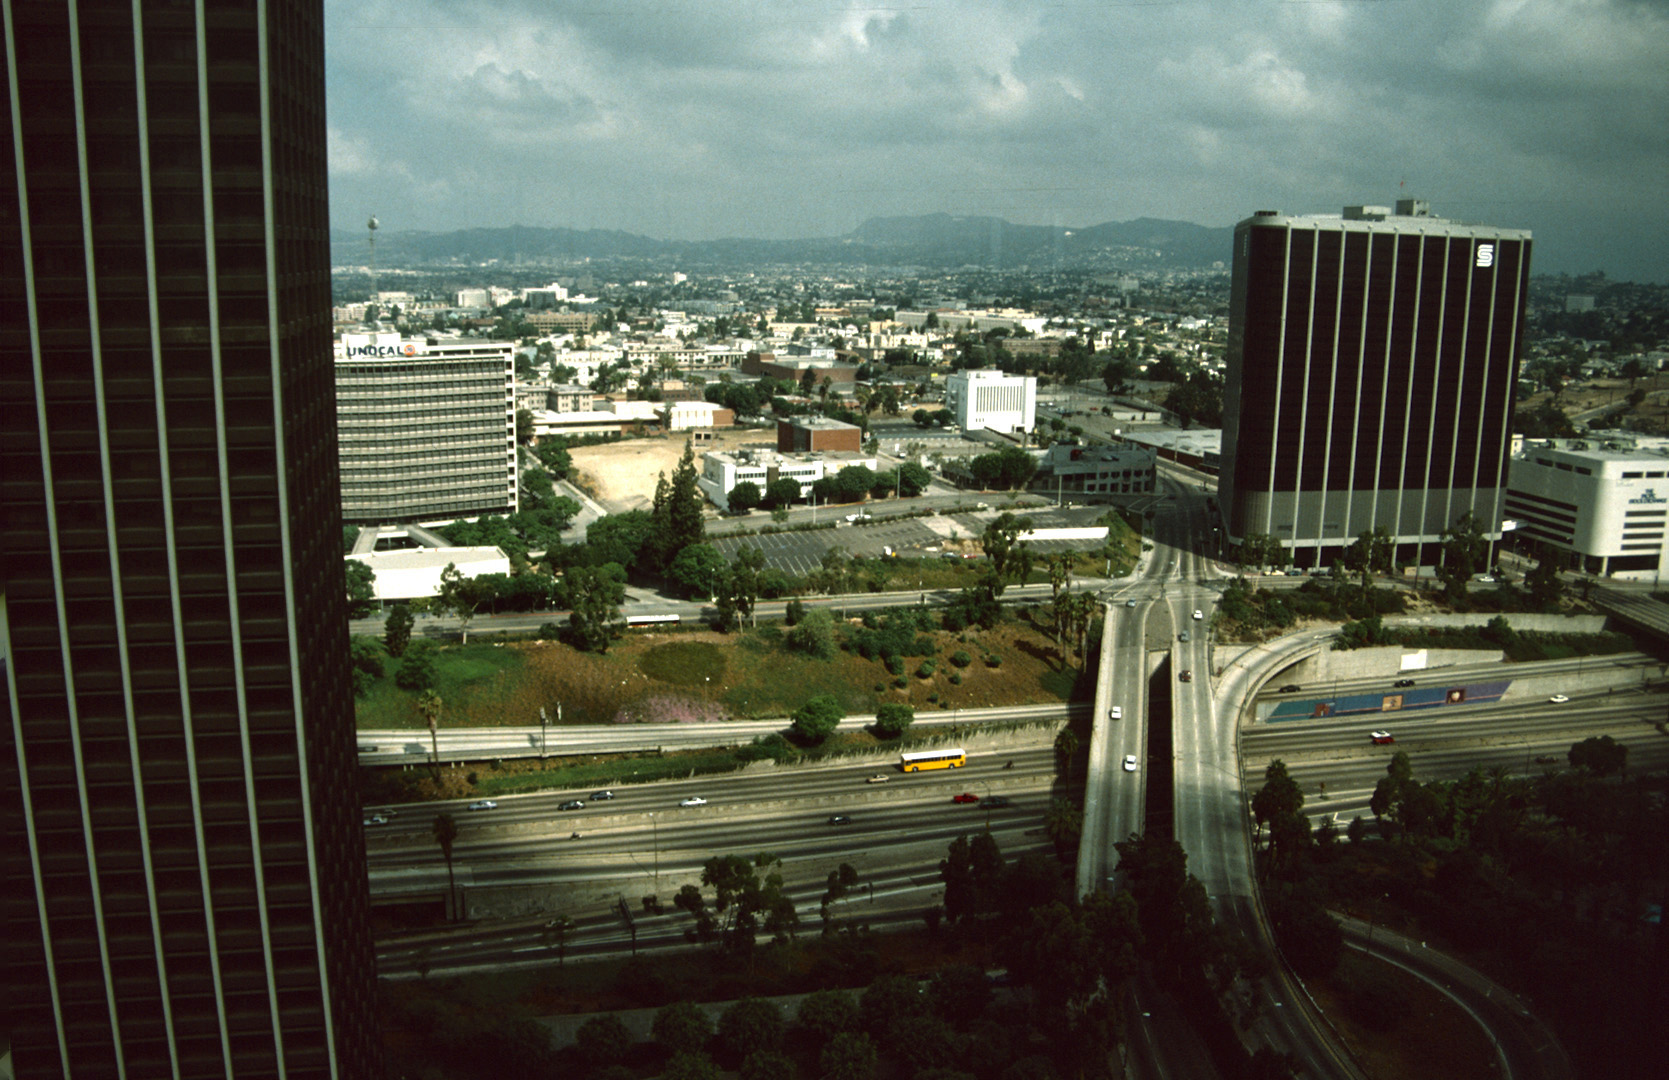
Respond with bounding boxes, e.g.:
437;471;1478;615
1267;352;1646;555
325;0;1669;279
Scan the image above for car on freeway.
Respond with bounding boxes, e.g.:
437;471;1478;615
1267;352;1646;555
1179;670;1193;682
468;800;497;811
952;792;981;804
827;814;852;826
1126;599;1138;608
1393;678;1416;688
1370;730;1395;745
940;551;960;560
590;790;615;801
866;773;889;784
1123;755;1139;772
983;795;1012;808
357;743;378;753
1534;755;1560;765
1279;684;1301;693
1193;609;1204;620
362;815;388;826
1549;694;1570;704
1110;705;1122;720
679;796;708;808
844;512;873;523
1179;630;1190;642
559;800;585;811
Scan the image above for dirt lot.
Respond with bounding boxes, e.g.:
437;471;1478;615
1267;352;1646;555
568;428;778;511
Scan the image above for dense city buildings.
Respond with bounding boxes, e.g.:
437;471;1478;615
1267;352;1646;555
947;369;1038;435
334;333;518;524
1220;202;1533;566
1506;433;1669;578
0;1;381;1077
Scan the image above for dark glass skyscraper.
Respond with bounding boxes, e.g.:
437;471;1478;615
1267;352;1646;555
1220;201;1532;566
1;1;380;1077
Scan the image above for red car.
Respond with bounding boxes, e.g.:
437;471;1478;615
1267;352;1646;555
952;792;981;804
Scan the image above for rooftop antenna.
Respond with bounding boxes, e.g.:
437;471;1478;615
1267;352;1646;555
367;215;379;325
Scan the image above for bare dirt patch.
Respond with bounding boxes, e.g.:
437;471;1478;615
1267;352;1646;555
568;428;778;511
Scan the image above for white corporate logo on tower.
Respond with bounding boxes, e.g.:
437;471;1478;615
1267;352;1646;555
1475;243;1495;268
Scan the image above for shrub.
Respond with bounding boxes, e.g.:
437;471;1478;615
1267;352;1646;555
538;621;561;640
394;641;438;691
885;654;905;676
949;673;962;685
785;598;805;626
949;650;973;668
985;654;1002;668
892;676;908;689
915;658;937;679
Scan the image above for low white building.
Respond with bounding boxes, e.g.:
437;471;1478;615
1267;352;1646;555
659;400;734;431
346;547;509;604
1505;433;1669;578
946;369;1036;434
698;448;879;510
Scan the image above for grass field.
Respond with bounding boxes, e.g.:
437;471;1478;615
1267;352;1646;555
355;612;1091;730
1306;949;1497;1080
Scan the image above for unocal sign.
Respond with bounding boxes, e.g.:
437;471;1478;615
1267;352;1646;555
342;342;419;358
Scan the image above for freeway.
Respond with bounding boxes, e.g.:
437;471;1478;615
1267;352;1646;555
357;701;1085;764
368;745;1066;974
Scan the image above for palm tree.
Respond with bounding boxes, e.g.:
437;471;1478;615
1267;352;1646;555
418;689;444;780
1055;727;1080;777
432;813;459;920
542;913;575;965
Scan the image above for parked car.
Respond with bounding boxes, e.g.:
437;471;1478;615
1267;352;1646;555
1179;670;1193;682
1393;678;1416;688
952;792;981;804
1179;630;1190;642
1370;730;1395;745
1193;609;1204;620
1110;706;1123;720
1126;598;1138;608
468;800;497;811
1279;684;1301;693
1123;755;1139;772
559;800;585;811
679;796;708;808
983;795;1012;808
590;790;615;801
827;814;852;825
866;773;889;784
1548;694;1570;704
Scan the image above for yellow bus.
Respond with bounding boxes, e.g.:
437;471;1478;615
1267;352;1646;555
899;747;967;773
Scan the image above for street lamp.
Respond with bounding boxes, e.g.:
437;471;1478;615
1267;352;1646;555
539;706;547;762
649;811;659;891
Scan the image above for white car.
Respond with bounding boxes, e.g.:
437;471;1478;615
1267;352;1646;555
1193;609;1203;620
362;815;388;826
1123;755;1139;772
467;800;497;811
679;796;708;808
866;773;890;784
1548;694;1570;704
1110;706;1123;720
844;512;872;523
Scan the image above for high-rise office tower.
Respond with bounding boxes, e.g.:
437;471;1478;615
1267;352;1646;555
1220;201;1532;566
335;333;518;524
1;2;381;1077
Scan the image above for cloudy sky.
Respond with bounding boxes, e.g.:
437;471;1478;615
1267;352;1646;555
326;0;1668;280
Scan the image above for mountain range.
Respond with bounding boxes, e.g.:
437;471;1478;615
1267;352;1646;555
332;213;1235;272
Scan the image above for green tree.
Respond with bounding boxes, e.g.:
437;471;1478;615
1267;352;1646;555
785;607;837;659
873;702;914;739
434;562;488;643
649;438;707;570
740;1050;794;1080
1437;512;1489;600
1569;734;1628;776
344;559;377;618
563;565;625;652
1054;727;1080;775
859;974;927;1038
662;1052;721;1080
1044;797;1083;859
652;1000;712;1056
383;602;415;657
395;639;438;691
820;1031;878;1080
980;512;1035;597
574;1015;633;1070
515;407;534;444
585;510;656;567
763;476;802;509
1525;543;1565;606
668;543;728;599
348;635;383;698
674;852;800;956
432;813;458;920
791;694;844;744
727;480;762;512
795;989;858;1044
718;997;784;1059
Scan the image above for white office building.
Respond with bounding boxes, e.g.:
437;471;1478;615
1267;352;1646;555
335;333;517;523
1505;434;1669;579
698;448;879;510
946;369;1037;434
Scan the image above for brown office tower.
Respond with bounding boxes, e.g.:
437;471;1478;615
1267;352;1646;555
1;1;381;1077
1220;201;1532;567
